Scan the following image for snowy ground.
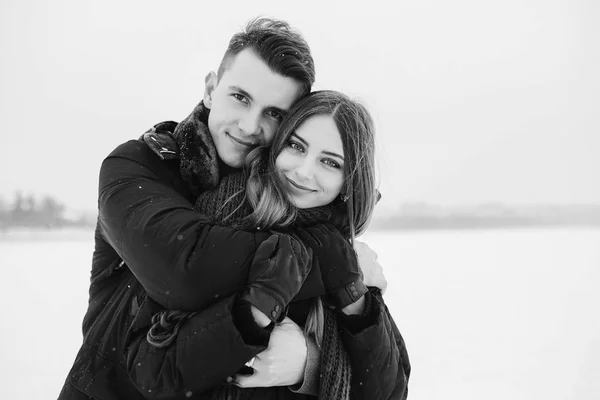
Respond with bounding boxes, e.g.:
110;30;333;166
1;227;599;399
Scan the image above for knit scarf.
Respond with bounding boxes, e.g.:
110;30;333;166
145;100;352;400
195;171;352;400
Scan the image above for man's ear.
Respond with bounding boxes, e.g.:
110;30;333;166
203;71;218;109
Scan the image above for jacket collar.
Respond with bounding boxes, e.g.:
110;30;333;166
143;101;219;197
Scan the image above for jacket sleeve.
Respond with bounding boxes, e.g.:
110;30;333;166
338;290;410;400
123;230;319;398
289;335;320;396
97;140;273;310
125;294;272;399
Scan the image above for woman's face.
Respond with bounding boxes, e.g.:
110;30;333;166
275;114;345;209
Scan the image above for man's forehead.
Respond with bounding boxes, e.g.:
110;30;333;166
220;49;303;110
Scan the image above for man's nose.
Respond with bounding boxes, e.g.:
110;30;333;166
238;110;262;136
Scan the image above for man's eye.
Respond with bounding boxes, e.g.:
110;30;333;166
232;93;248;104
266;110;283;121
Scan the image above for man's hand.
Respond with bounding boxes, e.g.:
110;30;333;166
296;224;366;308
355;240;387;294
233;317;307;387
242;234;311;322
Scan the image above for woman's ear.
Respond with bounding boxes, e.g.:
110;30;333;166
203;71;218;109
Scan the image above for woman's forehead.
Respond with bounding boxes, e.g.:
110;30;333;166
295;115;344;156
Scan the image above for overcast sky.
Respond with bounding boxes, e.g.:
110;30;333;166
1;0;598;212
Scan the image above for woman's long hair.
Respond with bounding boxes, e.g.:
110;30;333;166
246;90;377;239
245;90;378;345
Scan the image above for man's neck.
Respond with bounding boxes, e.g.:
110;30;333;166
218;158;241;178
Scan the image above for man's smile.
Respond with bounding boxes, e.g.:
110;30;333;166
226;132;258;148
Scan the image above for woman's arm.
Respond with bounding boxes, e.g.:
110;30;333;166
296;223;408;399
337;289;410;400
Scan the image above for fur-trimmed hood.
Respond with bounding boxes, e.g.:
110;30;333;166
142;101;219;196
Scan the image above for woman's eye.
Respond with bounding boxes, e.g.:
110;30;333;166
287;141;304;152
266;110;283;121
323;159;341;169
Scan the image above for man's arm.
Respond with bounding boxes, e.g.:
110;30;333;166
98;140;270;310
123;236;318;398
125;294;270;398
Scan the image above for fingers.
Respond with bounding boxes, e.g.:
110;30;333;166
321;222;340;235
231;356;270;388
288;234;309;262
355;240;378;260
230;353;262;387
278;316;295;325
255;235;280;259
283;235;311;276
232;370;259;388
302;247;313;272
296;227;322;248
381;280;388;295
376;265;388;294
314;223;346;244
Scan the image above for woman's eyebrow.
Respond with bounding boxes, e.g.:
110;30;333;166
292;133;344;161
323;150;344;161
291;132;308;146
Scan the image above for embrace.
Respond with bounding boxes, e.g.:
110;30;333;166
59;17;410;400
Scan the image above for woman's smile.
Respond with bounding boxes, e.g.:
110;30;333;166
284;175;316;193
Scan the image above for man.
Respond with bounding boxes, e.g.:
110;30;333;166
58;18;365;400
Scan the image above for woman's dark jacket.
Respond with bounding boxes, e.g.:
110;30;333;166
58;104;409;400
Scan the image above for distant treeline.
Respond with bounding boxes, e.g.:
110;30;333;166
369;203;600;230
0;192;95;230
2;192;600;231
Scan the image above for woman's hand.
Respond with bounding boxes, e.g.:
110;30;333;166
249;305;272;328
354;240;387;294
233;317;307;387
341;295;366;315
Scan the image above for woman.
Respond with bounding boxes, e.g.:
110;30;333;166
124;91;410;399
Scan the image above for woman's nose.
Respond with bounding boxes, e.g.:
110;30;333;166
295;161;314;181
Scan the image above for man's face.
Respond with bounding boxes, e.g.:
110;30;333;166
204;49;304;168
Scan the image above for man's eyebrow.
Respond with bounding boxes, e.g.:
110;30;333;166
229;86;253;102
229;86;287;116
269;106;288;117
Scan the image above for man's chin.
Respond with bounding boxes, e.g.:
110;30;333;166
221;155;245;169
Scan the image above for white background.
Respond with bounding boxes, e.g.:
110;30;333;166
1;0;599;212
1;1;599;399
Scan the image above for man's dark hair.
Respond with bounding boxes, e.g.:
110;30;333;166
217;17;315;96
